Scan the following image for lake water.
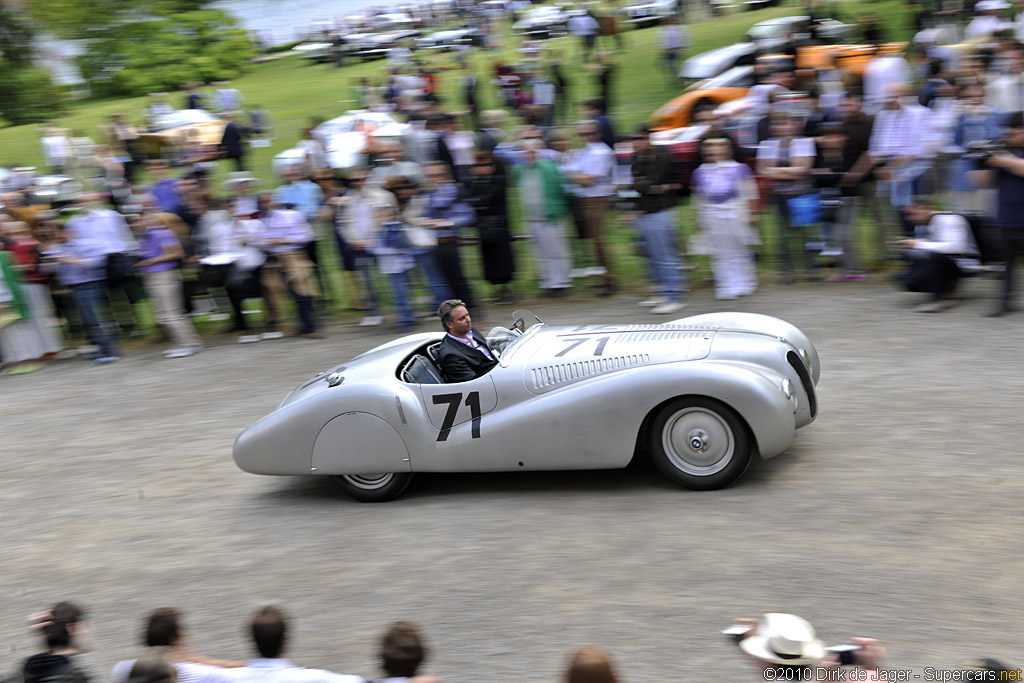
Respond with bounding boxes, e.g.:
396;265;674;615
210;0;428;44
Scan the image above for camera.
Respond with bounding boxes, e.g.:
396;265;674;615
964;139;1006;166
722;624;750;645
825;645;860;666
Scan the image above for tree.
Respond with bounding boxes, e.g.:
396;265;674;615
0;2;63;125
74;8;254;98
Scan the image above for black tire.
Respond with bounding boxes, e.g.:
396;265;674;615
331;472;413;502
648;397;752;490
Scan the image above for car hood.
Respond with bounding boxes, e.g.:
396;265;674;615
504;324;714;394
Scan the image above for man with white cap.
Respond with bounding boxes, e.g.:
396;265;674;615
732;612;886;681
966;0;1012;40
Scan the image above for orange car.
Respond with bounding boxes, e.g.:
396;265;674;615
651;43;909;130
797;42;908;75
650;66;756;131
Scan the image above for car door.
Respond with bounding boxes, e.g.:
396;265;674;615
417;374;498;453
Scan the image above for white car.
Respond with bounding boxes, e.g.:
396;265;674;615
623;0;679;27
272;110;409;174
512;7;569;38
679;42;758;83
747;16;855;48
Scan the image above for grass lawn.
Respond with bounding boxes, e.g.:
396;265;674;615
2;0;915;314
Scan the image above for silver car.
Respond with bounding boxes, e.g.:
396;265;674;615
233;310;820;501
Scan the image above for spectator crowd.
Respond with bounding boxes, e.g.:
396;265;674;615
7;0;1024;375
5;603;1017;683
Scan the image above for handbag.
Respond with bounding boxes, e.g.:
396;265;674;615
786;193;821;227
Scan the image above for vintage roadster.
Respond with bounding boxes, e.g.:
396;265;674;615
234;311;819;501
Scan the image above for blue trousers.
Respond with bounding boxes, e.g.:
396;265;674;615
637;209;686;302
71;281;118;358
388;270;417;328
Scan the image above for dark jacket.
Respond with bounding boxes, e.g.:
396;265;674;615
632;145;676;213
437;328;497;382
220;122;245;159
22;654;89;683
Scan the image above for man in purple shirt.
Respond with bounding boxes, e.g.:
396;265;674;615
132;211;203;357
258;194;322;338
41;228;120;364
147;161;182;214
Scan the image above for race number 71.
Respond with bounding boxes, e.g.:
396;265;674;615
433;391;482;442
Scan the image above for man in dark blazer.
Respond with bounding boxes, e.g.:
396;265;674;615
219;113;246;171
436;299;497;382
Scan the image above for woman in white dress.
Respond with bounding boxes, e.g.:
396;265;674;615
691;138;760;300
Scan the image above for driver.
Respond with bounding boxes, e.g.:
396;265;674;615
436;299;497;382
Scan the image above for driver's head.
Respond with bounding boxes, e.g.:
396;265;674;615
438;299;470;335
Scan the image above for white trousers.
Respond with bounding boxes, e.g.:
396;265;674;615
529;219;571;290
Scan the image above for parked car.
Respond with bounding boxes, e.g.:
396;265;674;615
623;0;678;28
747;15;855;48
138;109;226;160
679;42;758;84
416;27;484;50
651;65;755;130
272;110;409;173
25;175;86;207
354;29;421;60
234;310;820;501
512;6;569;39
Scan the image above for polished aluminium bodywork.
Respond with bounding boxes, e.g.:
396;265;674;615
234;313;819;483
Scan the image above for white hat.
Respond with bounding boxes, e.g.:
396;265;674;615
739;613;826;666
222;171;260;189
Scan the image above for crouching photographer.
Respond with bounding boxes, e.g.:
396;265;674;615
726;612;886;681
969;111;1024;316
894;199;980;313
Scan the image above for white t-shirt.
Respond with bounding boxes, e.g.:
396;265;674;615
756;136;815;162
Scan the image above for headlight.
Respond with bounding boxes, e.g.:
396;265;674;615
781;379;798;412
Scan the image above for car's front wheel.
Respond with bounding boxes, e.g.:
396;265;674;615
649;397;752;490
331;472;413;502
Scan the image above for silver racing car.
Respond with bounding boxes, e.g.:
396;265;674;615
233;310;820;501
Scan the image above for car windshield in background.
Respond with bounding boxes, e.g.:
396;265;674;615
151;110;219;132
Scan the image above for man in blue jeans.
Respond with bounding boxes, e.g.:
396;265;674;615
42;228;120;364
630;126;687;314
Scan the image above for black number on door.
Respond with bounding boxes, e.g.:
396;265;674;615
433;391;482;442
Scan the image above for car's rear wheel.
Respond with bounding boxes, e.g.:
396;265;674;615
649;397;752;490
331;472;413;502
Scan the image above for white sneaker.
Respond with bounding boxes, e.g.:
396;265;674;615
238;334;262;344
94;355;121;365
584;266;608;277
638;296;668;307
165;347;199;358
359;315;383;326
208;313;231;322
651;301;687;315
569;268;589;279
261;331;285;340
